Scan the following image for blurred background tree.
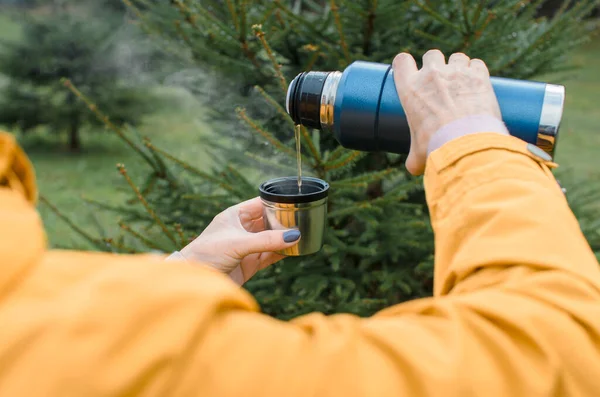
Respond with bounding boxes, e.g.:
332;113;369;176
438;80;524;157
0;0;154;151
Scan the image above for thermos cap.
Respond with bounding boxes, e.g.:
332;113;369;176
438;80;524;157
287;72;331;129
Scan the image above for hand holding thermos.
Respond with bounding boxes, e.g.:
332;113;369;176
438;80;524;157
392;50;505;174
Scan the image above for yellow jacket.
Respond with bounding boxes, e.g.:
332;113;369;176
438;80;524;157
1;131;599;396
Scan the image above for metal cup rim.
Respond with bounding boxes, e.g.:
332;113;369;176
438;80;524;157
259;176;329;204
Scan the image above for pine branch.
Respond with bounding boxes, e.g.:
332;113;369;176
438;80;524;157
330;0;350;63
139;172;159;197
180;194;237;210
258;2;278;25
472;11;496;41
143;140;236;193
326;230;350;250
253;85;323;165
172;0;236;39
117;163;178;245
302;44;323;70
272;0;337;53
328;200;383;219
254;85;295;129
413;0;461;31
232;0;263;71
324;150;363;171
325;145;348;163
491;0;594;74
174;223;187;246
82;201;110;241
119;221;170;251
81;195;153;222
122;0;145;21
122;2;192;63
238;0;249;37
252;24;288;94
39;194;107;251
102;237;138;254
362;0;377;56
459;0;472;35
235;107;296;158
331;168;398;189
224;0;240;32
174;19;194;48
413;29;456;48
555;0;575;18
226;164;256;194
141;138;177;186
245;151;298;173
470;0;486;27
329;194;421;219
61;79;157;170
172;19;248;70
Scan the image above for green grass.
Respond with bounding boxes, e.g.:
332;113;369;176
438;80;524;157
0;8;22;42
552;38;600;181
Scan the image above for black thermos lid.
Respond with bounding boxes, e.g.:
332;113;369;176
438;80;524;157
287;71;330;129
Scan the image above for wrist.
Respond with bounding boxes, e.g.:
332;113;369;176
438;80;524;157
427;114;509;157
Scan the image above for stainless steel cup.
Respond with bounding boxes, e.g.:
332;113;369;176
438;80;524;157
259;176;329;256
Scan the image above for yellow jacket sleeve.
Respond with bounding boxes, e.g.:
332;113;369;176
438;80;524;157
1;131;599;397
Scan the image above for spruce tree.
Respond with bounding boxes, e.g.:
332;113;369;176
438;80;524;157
0;2;152;151
57;0;600;319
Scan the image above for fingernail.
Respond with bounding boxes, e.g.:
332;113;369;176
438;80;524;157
283;229;301;243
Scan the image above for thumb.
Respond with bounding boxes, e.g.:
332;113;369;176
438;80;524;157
237;229;301;256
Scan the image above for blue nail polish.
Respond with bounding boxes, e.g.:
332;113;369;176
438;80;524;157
283;229;301;243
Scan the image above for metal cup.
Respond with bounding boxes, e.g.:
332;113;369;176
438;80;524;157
259;176;329;256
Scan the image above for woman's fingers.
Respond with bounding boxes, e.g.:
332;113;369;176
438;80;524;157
392;52;418;87
470;58;491;77
247;217;265;233
235;229;300;258
448;52;470;68
238;251;286;284
237;197;264;220
422;49;446;69
256;252;285;270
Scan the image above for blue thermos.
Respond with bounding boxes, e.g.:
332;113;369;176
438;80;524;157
286;61;565;158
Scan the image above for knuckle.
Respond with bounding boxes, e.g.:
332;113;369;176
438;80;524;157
427;68;443;80
214;211;228;222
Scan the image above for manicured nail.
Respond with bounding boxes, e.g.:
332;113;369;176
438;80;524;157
283;229;301;243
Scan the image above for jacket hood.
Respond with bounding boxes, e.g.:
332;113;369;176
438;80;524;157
0;132;45;295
